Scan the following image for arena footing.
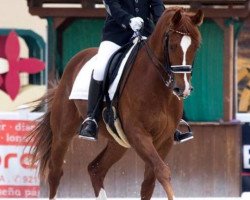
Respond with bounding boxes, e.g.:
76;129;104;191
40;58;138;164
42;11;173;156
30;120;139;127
0;198;248;200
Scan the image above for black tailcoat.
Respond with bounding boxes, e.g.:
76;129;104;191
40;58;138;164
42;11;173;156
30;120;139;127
102;0;165;46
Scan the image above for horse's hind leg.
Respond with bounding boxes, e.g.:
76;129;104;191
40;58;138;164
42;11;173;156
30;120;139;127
88;140;127;198
48;139;72;199
140;138;173;200
48;100;80;199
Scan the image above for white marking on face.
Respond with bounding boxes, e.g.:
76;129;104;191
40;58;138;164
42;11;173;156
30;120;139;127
183;73;190;96
180;35;192;96
180;35;191;65
97;188;107;200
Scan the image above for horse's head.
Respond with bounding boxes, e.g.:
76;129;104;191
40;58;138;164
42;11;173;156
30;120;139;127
152;8;204;99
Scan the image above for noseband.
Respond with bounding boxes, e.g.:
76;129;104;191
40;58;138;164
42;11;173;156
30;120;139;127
144;28;193;87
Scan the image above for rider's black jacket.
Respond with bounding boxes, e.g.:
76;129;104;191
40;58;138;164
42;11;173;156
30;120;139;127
102;0;165;46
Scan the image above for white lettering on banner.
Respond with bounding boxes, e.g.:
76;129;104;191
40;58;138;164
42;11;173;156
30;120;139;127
6;133;27;143
25;188;39;197
0;152;36;169
0;146;39;185
14;122;35;132
0;123;6;131
0;187;21;197
243;145;250;169
0;186;40;198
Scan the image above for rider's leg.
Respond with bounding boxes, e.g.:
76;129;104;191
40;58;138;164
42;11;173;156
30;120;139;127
79;41;121;141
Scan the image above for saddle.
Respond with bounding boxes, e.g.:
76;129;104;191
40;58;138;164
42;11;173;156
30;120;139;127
102;41;135;93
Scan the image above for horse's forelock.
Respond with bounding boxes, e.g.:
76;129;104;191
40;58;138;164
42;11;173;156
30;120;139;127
177;12;201;44
160;7;201;45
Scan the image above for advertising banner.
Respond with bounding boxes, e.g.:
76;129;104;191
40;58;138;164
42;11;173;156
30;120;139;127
0;119;40;198
242;123;250;193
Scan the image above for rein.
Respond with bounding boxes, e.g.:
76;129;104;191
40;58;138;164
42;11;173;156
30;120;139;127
143;28;192;87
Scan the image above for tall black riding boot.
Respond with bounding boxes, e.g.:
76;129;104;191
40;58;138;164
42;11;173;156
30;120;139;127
79;76;103;141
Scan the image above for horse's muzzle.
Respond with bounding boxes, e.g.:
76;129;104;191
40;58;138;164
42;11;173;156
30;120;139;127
173;86;193;99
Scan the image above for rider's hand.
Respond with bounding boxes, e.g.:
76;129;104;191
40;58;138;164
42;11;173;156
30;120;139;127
129;17;144;31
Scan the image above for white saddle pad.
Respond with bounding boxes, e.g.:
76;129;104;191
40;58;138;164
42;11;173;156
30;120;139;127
69;42;138;100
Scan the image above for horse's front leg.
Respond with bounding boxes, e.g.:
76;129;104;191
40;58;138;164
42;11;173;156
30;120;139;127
140;138;174;200
141;164;155;200
127;128;174;200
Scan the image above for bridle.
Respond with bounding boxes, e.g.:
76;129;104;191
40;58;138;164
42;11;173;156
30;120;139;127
143;28;193;87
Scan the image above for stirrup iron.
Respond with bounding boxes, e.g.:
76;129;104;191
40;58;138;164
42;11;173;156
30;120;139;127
83;117;98;127
79;117;98;141
174;119;193;143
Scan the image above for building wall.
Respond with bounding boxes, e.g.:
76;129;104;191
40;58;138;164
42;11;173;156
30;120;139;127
0;0;47;41
0;0;47;111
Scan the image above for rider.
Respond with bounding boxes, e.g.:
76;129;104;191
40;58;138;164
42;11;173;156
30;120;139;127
79;0;165;141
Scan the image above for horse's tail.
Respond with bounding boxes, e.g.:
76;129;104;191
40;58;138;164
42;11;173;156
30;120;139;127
27;83;58;181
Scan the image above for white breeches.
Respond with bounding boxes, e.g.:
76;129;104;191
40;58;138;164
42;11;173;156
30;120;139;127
93;41;121;81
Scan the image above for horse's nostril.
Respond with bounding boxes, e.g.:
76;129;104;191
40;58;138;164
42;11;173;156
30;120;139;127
173;87;179;93
190;86;194;91
173;87;182;94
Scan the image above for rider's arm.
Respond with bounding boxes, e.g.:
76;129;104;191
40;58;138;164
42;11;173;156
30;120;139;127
103;0;133;29
150;0;165;23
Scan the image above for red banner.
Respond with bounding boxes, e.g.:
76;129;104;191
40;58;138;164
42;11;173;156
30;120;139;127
0;186;39;198
0;120;40;198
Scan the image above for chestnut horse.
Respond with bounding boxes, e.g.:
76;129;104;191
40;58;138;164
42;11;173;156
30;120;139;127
29;7;203;200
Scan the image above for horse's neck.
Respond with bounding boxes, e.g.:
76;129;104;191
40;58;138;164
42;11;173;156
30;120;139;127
126;45;174;108
141;26;171;96
146;17;172;64
120;42;181;127
122;50;181;127
122;21;178;109
147;35;165;65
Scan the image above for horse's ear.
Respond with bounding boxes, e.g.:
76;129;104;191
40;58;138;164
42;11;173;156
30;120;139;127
191;9;204;26
171;10;182;25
